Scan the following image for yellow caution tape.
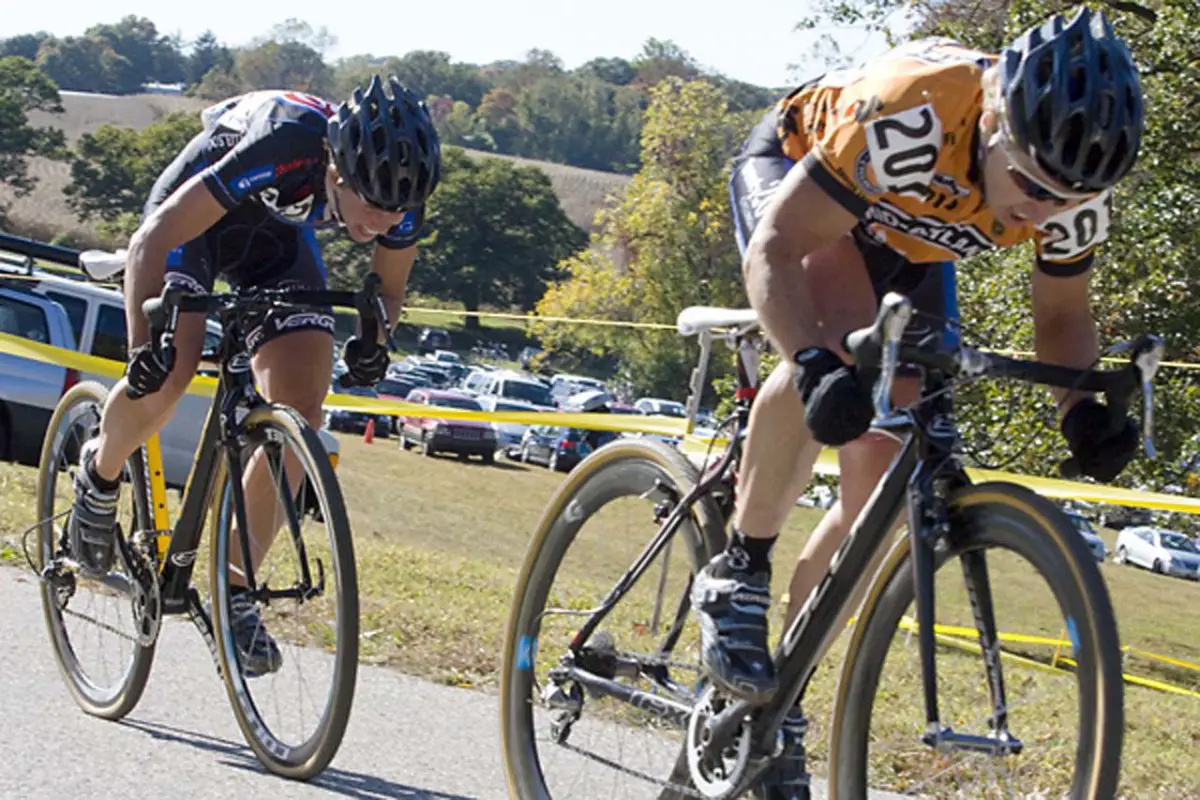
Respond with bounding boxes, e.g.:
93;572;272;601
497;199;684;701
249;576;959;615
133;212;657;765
896;617;1200;700
1124;646;1200;674
680;433;1200;514
6;330;1200;510
0;332;688;436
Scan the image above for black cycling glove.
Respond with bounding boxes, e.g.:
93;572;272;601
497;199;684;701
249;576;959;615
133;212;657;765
1061;397;1139;482
125;342;174;398
340;336;389;387
794;347;875;446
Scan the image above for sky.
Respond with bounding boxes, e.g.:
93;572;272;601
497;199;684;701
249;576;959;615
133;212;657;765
3;0;896;88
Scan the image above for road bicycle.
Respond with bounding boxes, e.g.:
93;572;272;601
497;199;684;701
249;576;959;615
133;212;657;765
29;266;392;780
499;292;1163;798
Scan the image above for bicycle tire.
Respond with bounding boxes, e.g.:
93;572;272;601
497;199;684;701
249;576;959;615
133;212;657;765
500;438;727;800
35;380;157;720
209;404;358;780
828;481;1123;799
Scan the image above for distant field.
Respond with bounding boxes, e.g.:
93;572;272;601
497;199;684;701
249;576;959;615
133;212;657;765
0;91;630;246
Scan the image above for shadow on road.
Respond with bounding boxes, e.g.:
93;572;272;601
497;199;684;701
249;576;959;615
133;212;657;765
118;719;476;799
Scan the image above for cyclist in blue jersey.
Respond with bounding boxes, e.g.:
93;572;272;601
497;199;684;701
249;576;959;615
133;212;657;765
68;75;442;676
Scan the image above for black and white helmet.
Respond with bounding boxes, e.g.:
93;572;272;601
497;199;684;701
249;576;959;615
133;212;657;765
999;7;1144;192
328;74;441;211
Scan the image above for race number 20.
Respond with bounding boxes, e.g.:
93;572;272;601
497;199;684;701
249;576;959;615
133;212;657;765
866;103;943;197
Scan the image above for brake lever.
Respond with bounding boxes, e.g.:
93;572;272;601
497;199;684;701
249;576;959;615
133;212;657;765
873;293;914;419
1131;334;1164;459
359;273;397;352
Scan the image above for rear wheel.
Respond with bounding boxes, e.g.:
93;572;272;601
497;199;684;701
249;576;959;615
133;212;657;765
500;439;726;799
210;404;358;780
829;482;1123;799
35;380;157;720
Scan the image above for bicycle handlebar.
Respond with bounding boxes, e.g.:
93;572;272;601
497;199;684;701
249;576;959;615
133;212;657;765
842;292;1165;479
127;273;394;400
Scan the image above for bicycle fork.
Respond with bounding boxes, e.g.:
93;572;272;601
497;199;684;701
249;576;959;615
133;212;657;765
907;464;1023;757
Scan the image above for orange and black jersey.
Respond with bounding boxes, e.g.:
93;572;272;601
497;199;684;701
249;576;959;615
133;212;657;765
775;37;1111;275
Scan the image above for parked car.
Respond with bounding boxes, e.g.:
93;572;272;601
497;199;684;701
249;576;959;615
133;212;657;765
375;376;427;434
398;388;496;463
429;349;462;366
458;365;496;395
634;397;687;417
417;327;451;354
0;266;231;487
0;287;79;465
478;371;556;407
1097;503;1152;530
520;425;622;472
1115;526;1200;580
549;373;608;406
1063;508;1108;562
477;395;542;451
325;381;391;438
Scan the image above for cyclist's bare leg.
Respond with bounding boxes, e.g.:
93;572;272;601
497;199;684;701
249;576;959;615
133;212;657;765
92;314;206;482
732;235;879;542
228;329;335;585
782;379;919;661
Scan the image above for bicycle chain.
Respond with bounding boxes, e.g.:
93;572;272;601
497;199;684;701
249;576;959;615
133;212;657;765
59;605;139;644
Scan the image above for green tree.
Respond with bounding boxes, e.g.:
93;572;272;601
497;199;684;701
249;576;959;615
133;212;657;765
0;56;66;197
86;15;185;85
0;33;51;61
631;38;700;87
534;78;748;398
64;111;202;229
575;57;637;86
37;36;116;93
186;30;234;86
414;148;587;327
236;40;333;96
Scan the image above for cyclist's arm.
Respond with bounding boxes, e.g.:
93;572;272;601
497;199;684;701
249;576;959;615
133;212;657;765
1030;265;1100;415
369;241;417;332
743;158;861;359
124;176;226;346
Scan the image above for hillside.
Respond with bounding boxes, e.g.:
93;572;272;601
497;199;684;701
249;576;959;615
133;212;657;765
1;91;630;244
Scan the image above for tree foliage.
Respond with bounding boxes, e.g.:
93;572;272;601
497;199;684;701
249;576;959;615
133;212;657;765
533;78;749;399
1;18;782;175
64;111;202;228
0;56;66;198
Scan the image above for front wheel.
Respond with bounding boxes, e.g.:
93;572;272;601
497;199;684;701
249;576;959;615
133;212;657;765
210;404;358;780
35;381;157;720
500;439;726;799
829;482;1123;799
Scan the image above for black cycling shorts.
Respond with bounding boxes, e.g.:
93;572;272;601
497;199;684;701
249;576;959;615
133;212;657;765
146;135;335;356
728;108;960;351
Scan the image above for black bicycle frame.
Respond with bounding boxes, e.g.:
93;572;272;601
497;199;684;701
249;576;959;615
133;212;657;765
153;311;280;614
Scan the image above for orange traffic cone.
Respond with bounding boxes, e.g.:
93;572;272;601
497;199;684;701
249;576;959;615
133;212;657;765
363;417;375;444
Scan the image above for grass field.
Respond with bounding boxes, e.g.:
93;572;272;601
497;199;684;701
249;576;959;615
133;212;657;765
3;434;1199;796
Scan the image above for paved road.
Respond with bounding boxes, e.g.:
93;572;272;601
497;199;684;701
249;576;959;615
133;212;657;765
3;565;892;799
2;564;506;799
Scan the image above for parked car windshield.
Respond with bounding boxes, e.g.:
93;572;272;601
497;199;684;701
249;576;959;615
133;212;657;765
377;379;416;396
1160;531;1199;553
335;383;376;397
503;381;553;406
430;396;482;411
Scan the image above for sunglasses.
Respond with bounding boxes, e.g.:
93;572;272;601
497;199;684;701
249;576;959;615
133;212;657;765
1006;162;1070;207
